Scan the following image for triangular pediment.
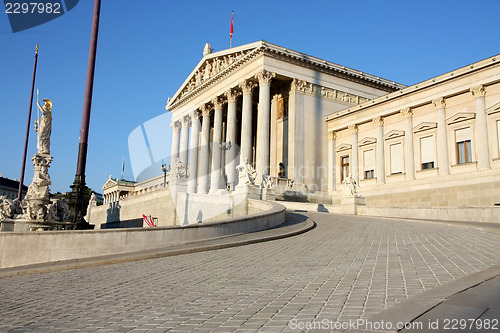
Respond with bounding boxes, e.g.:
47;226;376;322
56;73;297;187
358;137;376;147
383;130;405;140
166;42;263;109
486;101;500;115
446;112;475;125
102;176;118;191
336;143;352;152
413;122;437;133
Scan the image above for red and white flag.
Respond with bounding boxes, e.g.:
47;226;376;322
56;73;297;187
143;214;156;227
230;11;233;38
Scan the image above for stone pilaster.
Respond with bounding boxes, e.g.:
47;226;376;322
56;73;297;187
180;115;191;167
401;107;415;180
239;79;257;165
170;120;182;162
349;124;359;184
188;110;201;193
373;116;385;184
432;97;449;175
198;104;212;194
471;85;490;169
224;89;241;189
327;131;336;192
255;69;275;183
210;96;226;193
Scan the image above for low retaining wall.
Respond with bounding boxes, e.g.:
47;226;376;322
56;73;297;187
358;206;500;223
0;200;285;269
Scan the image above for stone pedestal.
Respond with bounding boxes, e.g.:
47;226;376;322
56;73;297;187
340;196;366;215
1;219;76;231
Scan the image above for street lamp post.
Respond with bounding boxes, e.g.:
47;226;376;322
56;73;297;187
161;163;169;188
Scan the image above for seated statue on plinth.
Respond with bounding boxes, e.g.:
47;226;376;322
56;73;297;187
236;159;256;185
344;176;361;197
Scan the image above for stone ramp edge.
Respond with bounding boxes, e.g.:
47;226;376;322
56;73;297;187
344;264;500;333
0;217;316;278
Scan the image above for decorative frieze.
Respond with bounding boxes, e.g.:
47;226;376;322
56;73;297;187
290;78;370;106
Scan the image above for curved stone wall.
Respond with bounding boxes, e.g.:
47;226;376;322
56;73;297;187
0;200;285;269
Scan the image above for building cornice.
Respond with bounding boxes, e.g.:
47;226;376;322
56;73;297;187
325;54;500;123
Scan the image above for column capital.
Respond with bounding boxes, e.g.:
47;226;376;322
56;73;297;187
199;104;213;117
255;69;275;84
239;79;257;94
328;131;337;141
225;89;241;102
348;124;359;133
401;107;413;118
211;96;227;109
432;97;446;109
372;116;384;125
191;109;201;120
170;120;182;132
470;84;486;97
181;114;191;127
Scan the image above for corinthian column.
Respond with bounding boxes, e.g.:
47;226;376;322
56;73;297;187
198;104;212;194
432;98;449;175
180;115;191;167
471;85;490;169
373;117;385;184
401;107;415;180
349;124;359;184
188;110;201;193
225;89;241;189
170;120;182;162
210;96;226;193
327;131;336;192
255;69;276;183
239;79;257;165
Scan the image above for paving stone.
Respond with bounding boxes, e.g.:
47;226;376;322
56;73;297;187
1;212;500;332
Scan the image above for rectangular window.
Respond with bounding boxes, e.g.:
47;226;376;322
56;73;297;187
390;143;403;174
363;149;375;179
455;127;472;164
420;136;435;170
341;156;349;182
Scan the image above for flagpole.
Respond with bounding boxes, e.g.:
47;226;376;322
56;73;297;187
70;0;101;229
17;44;38;207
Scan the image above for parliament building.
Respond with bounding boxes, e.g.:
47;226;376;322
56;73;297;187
96;41;500;226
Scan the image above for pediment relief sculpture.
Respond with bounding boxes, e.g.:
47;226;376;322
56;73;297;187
177;49;254;101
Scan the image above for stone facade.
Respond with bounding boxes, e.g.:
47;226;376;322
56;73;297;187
326;54;500;208
166;40;403;196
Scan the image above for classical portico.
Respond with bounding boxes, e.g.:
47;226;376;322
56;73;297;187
166;41;402;197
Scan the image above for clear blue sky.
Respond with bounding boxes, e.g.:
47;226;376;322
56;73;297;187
1;0;499;194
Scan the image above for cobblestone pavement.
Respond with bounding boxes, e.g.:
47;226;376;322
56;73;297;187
1;212;500;332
